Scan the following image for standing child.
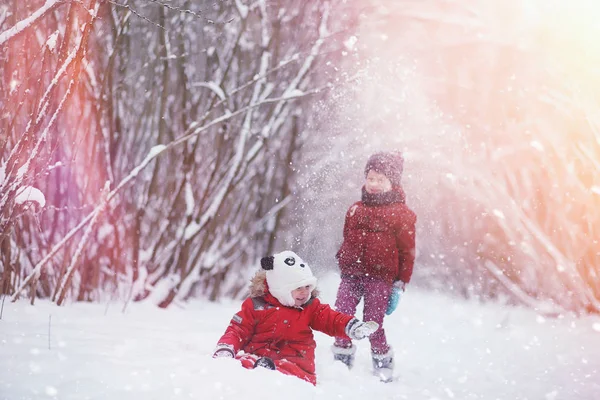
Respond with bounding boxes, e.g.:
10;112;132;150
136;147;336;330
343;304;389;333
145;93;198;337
212;250;379;385
332;151;417;382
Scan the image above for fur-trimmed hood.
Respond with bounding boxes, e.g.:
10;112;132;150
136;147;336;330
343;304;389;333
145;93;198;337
249;270;319;301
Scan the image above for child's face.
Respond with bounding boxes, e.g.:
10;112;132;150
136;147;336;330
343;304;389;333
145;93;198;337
365;170;392;194
291;285;311;306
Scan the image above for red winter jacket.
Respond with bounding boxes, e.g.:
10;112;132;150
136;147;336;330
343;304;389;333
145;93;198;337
336;186;417;284
215;272;353;385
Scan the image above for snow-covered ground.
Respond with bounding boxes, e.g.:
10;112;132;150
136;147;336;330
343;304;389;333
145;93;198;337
2;272;600;400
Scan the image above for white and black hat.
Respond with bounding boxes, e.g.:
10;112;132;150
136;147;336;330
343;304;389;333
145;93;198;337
260;250;317;307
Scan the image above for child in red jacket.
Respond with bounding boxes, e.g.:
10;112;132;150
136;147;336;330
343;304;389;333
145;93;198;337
212;250;378;385
332;151;417;382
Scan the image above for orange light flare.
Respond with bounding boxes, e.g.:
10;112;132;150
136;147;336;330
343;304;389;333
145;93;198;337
527;0;600;88
336;1;600;240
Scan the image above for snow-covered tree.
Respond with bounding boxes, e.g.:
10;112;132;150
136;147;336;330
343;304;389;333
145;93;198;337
1;0;356;307
3;0;600;317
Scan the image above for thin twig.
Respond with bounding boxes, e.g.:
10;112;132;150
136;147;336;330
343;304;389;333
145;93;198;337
107;0;166;30
108;0;235;28
104;297;111;316
48;314;52;350
145;0;235;24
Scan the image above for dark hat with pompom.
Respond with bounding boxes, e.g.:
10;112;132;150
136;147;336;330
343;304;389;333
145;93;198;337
364;151;404;187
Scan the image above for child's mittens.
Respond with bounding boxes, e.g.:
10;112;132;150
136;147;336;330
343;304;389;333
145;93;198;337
386;281;405;315
386;288;402;315
345;318;380;340
214;350;234;358
212;343;235;358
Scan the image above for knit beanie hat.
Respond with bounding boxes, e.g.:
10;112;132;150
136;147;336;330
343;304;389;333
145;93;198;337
364;151;404;187
260;250;317;307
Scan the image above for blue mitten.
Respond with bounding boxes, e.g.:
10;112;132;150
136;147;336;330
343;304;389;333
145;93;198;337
386;286;402;315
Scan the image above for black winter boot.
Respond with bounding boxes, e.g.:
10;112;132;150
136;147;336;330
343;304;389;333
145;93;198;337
254;357;276;370
332;345;356;369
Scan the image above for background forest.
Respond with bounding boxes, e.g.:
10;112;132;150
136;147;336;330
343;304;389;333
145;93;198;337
1;0;599;316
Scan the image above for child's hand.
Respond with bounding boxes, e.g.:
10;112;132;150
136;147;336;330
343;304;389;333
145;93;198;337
346;318;379;340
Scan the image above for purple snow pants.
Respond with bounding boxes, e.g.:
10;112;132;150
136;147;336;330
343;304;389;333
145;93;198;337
333;275;393;354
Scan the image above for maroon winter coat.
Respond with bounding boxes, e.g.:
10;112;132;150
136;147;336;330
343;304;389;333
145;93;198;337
336;187;417;284
215;272;354;385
